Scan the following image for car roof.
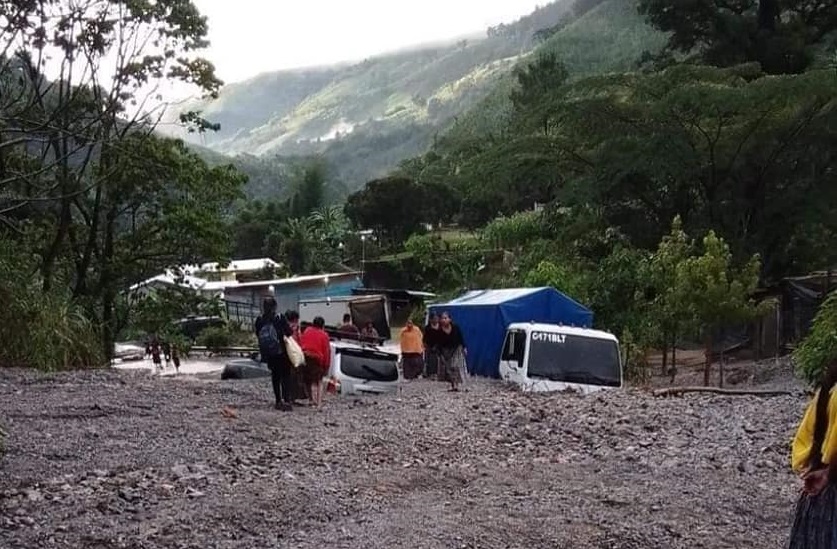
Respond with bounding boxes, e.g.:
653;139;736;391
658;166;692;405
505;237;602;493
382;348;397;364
331;339;398;357
506;322;618;342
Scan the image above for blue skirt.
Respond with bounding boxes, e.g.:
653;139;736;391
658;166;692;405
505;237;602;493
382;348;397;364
790;483;837;548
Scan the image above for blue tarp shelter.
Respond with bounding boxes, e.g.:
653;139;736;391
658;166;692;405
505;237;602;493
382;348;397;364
427;287;593;378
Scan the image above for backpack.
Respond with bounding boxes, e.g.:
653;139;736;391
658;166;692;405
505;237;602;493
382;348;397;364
258;317;284;358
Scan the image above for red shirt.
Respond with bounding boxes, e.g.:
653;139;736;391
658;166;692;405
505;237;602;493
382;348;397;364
300;326;331;369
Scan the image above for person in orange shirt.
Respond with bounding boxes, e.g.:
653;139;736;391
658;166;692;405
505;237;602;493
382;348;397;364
400;319;424;380
300;316;332;408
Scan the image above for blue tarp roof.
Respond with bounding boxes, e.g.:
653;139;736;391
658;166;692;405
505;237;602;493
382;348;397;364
428;287;593;378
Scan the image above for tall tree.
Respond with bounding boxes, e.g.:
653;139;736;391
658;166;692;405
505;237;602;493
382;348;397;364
638;0;837;74
0;0;234;358
289;161;326;218
510;52;569;134
344;176;427;247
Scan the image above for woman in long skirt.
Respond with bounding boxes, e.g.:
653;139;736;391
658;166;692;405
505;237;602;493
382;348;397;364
789;361;837;548
436;312;467;392
424;313;442;379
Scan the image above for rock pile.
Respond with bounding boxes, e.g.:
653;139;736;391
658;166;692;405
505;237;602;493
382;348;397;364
0;368;807;548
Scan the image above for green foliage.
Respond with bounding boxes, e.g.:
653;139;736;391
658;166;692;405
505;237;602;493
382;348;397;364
638;0;837;74
511;53;569;117
0;240;104;371
621;328;650;385
523;260;588;304
481;211;546;249
404;234;483;292
644;217;693;350
676;232;762;336
165;0;663;196
128;287;223;340
674;231;762;385
345;177;428;246
289;161;327;218
0;1;245;362
197;326;234;353
795;293;837;384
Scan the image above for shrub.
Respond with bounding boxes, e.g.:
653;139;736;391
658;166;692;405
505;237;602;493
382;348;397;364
0;239;104;370
621;329;650;385
795;292;837;384
197;326;233;352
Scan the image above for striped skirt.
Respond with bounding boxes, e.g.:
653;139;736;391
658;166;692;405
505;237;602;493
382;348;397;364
439;347;467;385
789;484;837;549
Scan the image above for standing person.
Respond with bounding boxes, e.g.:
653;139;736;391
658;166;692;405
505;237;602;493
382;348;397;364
300;316;331;408
284;310;307;404
423;313;442;380
400;320;424;380
150;339;162;372
338;314;360;338
162;340;172;369
437;312;467;392
171;345;181;374
789;361;837;548
255;297;295;411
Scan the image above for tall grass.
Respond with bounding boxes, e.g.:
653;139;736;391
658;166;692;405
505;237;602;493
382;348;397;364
0;241;105;370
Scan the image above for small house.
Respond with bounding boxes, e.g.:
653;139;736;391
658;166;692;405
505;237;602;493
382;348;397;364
223;272;363;327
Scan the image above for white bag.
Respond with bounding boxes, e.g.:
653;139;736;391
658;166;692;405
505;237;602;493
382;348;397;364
284;336;305;368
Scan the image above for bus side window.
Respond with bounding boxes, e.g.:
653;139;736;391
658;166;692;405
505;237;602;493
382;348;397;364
502;331;525;362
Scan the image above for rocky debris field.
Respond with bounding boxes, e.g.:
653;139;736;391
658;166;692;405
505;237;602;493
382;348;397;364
0;367;809;549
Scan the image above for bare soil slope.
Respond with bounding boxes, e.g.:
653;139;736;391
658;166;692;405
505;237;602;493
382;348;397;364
0;367;805;548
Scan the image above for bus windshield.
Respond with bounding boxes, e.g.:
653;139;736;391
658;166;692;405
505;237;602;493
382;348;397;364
526;331;621;387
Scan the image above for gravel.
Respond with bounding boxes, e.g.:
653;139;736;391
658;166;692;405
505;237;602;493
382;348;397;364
0;367;807;548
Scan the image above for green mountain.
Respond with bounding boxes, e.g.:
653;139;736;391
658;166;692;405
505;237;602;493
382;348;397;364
168;0;664;198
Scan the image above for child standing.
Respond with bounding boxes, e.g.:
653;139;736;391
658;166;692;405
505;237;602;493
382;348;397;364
150;340;162;372
171;345;181;374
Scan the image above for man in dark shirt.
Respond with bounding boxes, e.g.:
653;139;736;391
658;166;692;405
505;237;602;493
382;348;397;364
254;297;294;410
338;313;360;339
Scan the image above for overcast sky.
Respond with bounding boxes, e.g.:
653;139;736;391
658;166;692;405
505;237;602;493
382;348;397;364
192;0;546;83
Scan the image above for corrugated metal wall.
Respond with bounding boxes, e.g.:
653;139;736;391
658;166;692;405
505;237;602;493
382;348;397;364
224;278;362;327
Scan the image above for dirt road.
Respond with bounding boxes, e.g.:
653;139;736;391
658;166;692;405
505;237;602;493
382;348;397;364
0;367;805;548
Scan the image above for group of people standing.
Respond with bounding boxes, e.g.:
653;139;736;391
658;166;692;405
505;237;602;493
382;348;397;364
337;313;380;342
400;311;467;392
146;339;180;373
255;297;332;411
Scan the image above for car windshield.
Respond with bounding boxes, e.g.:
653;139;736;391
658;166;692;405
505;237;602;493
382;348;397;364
338;348;398;382
526;331;621;387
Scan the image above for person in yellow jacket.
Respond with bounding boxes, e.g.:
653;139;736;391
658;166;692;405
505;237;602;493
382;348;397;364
789;363;837;548
400;320;424;380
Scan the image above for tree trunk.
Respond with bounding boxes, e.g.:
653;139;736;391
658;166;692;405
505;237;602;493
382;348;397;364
98;203;118;362
653;386;795;398
669;335;677;384
703;334;712;387
41;195;72;292
719;352;725;388
661;337;668;376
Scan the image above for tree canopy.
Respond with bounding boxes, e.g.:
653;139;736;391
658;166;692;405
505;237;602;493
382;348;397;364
638;0;837;74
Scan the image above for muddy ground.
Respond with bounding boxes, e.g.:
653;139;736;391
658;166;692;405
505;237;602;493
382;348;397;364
0;365;808;548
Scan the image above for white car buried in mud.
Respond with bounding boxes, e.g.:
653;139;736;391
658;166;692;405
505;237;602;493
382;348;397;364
222;340;400;396
499;322;622;394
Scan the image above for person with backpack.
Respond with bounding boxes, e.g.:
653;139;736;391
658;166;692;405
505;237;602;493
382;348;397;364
255;297;295;411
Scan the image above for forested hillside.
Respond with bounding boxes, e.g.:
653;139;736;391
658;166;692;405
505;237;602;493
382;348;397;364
165;0;657;197
333;0;837;384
